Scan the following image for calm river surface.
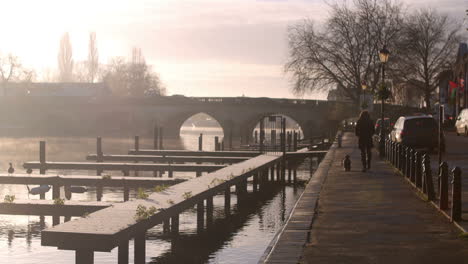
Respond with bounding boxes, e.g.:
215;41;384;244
0;127;316;264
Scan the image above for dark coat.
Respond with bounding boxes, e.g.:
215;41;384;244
355;118;375;148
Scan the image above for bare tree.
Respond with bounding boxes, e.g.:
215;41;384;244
87;32;99;83
102;49;165;97
394;9;462;110
0;54;35;83
285;0;403;105
58;32;74;82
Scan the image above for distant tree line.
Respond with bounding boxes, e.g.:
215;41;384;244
0;32;166;97
286;0;463;109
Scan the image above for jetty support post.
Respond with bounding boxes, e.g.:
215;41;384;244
123;185;129;202
159;127;164;150
134;136;139;176
198;133;203;151
39;141;46;175
171;214;179;235
253;172;258;192
224;186;231;216
118;240;129;264
134;232;146;264
96;137;103;176
163;219;170;234
76;249;94;264
197;200;205;234
206;196;214;229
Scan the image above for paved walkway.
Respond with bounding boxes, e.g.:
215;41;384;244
301;132;468;264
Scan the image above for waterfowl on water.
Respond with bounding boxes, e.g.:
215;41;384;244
8;163;14;175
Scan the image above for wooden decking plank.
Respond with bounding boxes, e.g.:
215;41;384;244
86;154;249;163
128;149;261;157
23;162;225;172
0;199;111;216
0;174;183;187
41;154;280;251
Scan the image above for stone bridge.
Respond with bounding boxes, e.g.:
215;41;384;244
0;96;414;138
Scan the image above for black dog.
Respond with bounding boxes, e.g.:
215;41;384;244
343;155;351;171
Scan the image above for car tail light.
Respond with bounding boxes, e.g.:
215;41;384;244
376;124;380;128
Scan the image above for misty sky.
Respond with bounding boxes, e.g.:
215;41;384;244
0;0;465;98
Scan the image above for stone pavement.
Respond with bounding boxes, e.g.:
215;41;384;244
301;132;468;264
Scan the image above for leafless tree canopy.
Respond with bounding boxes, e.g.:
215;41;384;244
0;54;35;83
102;48;166;97
87;32;99;83
286;0;403;104
394;9;462;109
58;32;74;82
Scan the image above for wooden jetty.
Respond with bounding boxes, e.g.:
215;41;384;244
23;162;225;174
0;199;110;216
86;154;250;163
41;154;289;264
128;149;261;157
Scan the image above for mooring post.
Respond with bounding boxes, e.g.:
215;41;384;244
270;165;275;181
163;219;170;234
253;173;258;192
293;131;298;151
65;185;72;200
118;240;129;264
154;124;159;150
52;215;60;226
229;129;233;150
171;215;179;235
214;136;219;151
96;137;103;176
123;185;129;202
451;167;462;222
206;196;214;229
224;187;231;216
96;184;103;202
134;232;146;264
271;129;277;151
76;249;94;264
287;161;292;183
221;140;225;151
40;141;46;175
198;133;203;151
254;130;258;144
159;127;164;150
293;166;297;184
197;200;204;233
287;132;292;152
134;136;140;176
439;162;449;210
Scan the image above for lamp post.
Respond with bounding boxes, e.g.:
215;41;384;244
378;45;390;158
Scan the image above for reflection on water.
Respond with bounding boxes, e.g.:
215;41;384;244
0;128;316;264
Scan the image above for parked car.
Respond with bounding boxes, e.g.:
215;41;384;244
389;115;444;152
374;118;392;135
455;108;468;136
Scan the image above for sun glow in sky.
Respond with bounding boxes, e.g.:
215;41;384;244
0;0;465;98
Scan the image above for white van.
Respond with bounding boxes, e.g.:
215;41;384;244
455;108;468;136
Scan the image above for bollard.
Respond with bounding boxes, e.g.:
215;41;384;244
451;167;462;222
422;154;435;201
439;162;448;210
134;136;139;176
254;130;258;144
214;136;219;151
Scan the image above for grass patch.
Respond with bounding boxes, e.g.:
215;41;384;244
154;184;169;193
134;204;159;222
137;188;149;199
54;198;65;205
3;195;15;203
101;174;112;180
458;233;468;239
182;191;192;200
167;199;174;205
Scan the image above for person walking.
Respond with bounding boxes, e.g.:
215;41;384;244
355;110;375;172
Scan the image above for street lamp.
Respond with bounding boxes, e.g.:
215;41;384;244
378;45;390;158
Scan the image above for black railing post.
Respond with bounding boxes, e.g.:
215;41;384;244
410;148;415;182
405;147;411;178
451;167;462;222
422;154;435;201
415;151;422;189
439;162;449;210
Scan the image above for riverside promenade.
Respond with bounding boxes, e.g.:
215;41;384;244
265;132;468;263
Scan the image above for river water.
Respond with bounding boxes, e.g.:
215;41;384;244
0;127;316;264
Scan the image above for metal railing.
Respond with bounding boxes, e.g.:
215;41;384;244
384;138;462;222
